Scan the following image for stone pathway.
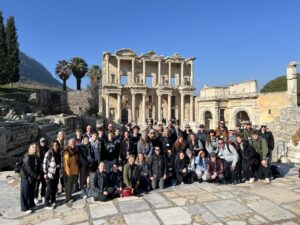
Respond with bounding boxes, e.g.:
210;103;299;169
1;165;300;225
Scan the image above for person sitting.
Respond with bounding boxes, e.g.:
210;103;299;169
123;155;141;195
195;150;209;181
175;151;189;184
89;162;109;202
149;147;167;190
217;138;239;184
107;163;123;198
136;153;151;193
186;149;196;183
203;152;224;183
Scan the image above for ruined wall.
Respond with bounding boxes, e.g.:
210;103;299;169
66;90;97;115
257;92;292;124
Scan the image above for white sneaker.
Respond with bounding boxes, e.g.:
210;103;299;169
34;198;39;204
24;210;32;215
52;203;56;208
264;178;271;184
41;197;45;204
45;206;53;210
248;178;255;184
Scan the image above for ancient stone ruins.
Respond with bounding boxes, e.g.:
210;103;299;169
0;49;300;168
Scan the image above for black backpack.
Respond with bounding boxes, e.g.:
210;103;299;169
14;157;24;173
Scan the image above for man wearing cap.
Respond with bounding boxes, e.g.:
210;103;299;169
197;124;207;148
203;152;224;183
183;124;193;142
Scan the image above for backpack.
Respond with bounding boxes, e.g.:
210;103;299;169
225;141;237;154
14;157;24;173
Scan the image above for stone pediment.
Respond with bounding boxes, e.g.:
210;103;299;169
166;53;184;62
115;48;137;57
140;51;161;60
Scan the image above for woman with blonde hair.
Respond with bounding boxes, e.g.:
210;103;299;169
20;143;40;214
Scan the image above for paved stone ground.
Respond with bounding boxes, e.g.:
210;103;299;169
1;165;300;225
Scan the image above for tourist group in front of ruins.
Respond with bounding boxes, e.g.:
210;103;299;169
18;120;274;214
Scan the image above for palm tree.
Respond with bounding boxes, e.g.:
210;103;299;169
88;64;102;85
55;60;71;91
70;57;88;90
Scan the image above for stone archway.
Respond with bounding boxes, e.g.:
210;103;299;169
235;111;250;125
204;111;213;130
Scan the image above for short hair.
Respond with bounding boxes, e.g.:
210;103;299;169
75;128;82;133
92;131;98;135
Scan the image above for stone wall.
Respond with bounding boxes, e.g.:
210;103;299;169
66;90;97;115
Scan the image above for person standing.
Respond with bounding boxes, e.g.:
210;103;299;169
105;133;119;172
123;155;141;195
258;125;275;168
149;147;167;189
43;140;61;209
197;124;207;149
90;132;105;172
78;135;91;198
215;120;229;141
20;144;40;213
56;130;67;194
34;137;48;204
63;139;79;203
75;128;83;146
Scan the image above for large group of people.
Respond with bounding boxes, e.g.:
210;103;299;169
19;119;274;214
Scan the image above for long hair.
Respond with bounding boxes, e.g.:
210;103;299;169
28;143;40;156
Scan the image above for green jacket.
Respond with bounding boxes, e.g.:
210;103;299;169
123;163;141;187
252;137;268;160
243;128;254;141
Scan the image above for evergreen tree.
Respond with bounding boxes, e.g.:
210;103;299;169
0;11;8;85
6;16;20;85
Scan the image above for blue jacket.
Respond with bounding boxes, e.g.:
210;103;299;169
195;156;209;172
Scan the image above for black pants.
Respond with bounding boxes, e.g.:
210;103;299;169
64;174;77;202
176;172;188;184
258;164;270;179
242;159;255;181
80;166;89;190
223;161;237;183
93;192;108;202
45;174;59;206
34;176;46;199
20;178;36;211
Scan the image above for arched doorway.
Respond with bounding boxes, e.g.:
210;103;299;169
204;111;213;130
235;111;250;125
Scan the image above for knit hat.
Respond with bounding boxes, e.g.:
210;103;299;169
40;137;47;144
186;148;192;155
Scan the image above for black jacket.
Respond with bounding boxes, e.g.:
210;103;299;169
120;138;130;162
108;170;123;189
105;140;119;161
149;154;166;178
90;170;108;194
21;153;40;180
162;136;174;153
175;157;189;174
78;144;91;168
239;140;258;162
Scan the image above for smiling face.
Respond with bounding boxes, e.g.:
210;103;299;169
98;162;105;172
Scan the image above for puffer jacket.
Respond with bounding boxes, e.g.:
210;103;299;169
63;147;79;176
90;170;108;194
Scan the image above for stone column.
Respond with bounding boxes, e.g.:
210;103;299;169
106;55;110;84
132;93;136;123
181;62;184;86
98;90;102;115
117;94;121;123
105;94;109;119
142;93;146;125
143;59;146;84
117;57;120;84
190;61;194;86
168;94;172;121
190;95;193;122
168;62;172;85
132;59;135;85
158;60;161;86
180;93;185;126
157;94;162;122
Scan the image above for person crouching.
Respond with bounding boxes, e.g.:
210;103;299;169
89;162;109;202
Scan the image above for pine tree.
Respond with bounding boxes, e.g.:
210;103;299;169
0;11;8;85
6;16;20;86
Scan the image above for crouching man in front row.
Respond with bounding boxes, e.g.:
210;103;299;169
89;162;109;202
203;152;225;183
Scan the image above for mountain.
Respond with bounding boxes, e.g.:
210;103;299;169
19;51;62;88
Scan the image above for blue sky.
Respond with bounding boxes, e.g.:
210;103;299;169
1;0;300;92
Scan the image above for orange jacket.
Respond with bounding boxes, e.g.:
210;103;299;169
63;147;79;176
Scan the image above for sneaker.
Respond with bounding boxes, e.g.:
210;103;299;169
45;206;53;210
248;178;255;184
41;197;45;204
264;178;271;184
34;198;39;204
51;202;56;208
24;210;32;215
